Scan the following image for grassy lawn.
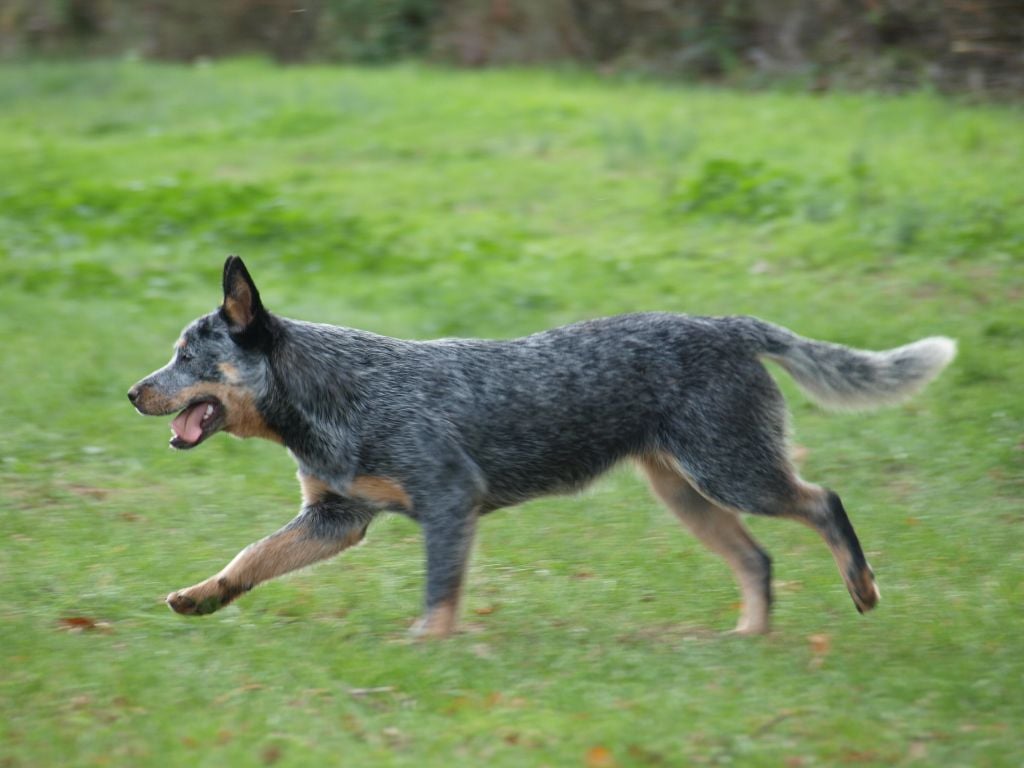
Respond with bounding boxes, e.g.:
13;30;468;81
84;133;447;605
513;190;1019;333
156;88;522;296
1;59;1022;766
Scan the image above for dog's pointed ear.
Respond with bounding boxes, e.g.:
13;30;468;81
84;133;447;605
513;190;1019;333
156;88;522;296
221;255;266;343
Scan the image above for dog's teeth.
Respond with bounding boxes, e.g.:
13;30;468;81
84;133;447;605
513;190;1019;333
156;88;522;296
204;404;214;419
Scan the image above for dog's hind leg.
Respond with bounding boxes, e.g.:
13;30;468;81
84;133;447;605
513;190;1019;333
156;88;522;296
639;454;773;635
775;482;880;614
665;454;880;618
667;437;880;616
166;497;375;616
654;359;880;619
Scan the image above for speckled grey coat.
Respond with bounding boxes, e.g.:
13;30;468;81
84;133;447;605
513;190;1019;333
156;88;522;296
130;257;955;636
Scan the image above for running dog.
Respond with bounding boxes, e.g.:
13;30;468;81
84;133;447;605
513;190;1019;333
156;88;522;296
128;256;955;636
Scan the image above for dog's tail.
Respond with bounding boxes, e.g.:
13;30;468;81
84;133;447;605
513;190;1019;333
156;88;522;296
741;317;956;410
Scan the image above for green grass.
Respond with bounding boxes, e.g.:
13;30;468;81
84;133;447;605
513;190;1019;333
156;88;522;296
1;58;1022;767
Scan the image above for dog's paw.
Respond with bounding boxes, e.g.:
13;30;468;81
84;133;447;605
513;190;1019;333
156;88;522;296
409;603;458;640
166;587;222;616
848;565;881;614
167;590;198;615
729;618;771;636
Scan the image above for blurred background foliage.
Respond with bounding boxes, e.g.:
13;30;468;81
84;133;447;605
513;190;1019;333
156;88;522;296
1;0;1022;94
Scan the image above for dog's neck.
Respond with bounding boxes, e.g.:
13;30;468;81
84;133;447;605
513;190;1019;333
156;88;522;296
257;316;364;470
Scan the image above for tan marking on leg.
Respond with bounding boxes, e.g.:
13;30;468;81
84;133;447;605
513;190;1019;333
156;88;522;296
410;509;477;639
788;485;856;575
638;454;772;635
348;476;413;511
219;525;365;586
784;481;879;613
167;522;364;616
299;473;335;506
409;598;458;639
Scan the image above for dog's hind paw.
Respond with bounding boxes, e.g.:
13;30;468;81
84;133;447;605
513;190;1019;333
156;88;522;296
848;566;880;614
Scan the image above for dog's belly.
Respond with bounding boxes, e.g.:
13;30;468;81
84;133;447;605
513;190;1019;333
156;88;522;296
468;411;646;510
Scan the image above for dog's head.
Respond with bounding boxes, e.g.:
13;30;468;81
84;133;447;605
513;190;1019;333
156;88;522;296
128;256;281;449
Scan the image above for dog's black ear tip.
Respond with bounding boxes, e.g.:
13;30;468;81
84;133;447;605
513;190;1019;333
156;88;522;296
223;254;244;275
222;255;256;296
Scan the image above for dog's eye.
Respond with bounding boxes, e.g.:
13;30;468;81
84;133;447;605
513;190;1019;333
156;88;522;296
178;349;194;363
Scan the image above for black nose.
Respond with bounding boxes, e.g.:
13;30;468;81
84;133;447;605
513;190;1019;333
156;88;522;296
127;386;140;404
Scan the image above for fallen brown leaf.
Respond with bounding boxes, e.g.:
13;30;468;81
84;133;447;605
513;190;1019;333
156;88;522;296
261;744;283;765
808;633;831;655
586;745;616;768
443;696;473;715
808;633;831;669
57;616;111;633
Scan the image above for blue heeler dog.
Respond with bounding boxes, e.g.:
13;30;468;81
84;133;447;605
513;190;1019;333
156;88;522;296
129;257;955;637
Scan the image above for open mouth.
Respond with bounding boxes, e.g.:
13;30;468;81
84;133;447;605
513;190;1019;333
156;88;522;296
169;399;225;450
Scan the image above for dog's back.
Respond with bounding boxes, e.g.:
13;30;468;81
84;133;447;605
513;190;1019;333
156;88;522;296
402;313;776;507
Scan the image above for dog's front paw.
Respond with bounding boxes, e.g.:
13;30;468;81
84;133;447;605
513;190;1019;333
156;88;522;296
167;583;224;616
167;576;249;616
409;602;458;640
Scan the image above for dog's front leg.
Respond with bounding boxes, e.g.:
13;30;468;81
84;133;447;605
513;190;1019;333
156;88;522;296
410;505;479;639
167;500;374;616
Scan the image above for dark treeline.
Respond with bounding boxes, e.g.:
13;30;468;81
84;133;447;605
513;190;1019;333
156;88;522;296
2;0;1022;94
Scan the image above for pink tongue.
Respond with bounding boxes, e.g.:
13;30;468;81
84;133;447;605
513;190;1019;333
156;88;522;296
171;403;207;443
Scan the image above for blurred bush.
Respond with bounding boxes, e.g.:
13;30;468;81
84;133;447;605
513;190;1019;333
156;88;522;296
0;0;435;63
1;0;1022;93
